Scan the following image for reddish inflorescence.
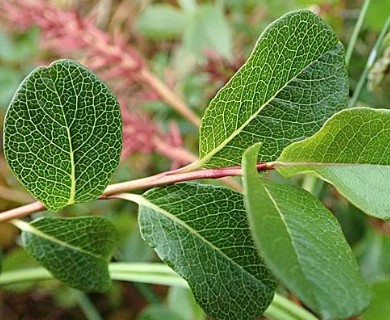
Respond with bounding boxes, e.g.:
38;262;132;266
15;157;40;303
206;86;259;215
1;0;193;165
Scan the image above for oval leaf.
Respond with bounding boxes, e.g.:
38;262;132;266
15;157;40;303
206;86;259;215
19;217;118;292
242;144;370;320
277;107;390;219
135;184;276;320
198;10;347;168
4;59;122;211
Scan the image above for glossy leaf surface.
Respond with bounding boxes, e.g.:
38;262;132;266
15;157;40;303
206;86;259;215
277;108;390;219
199;10;347;168
20;217;118;292
136;184;276;320
4;59;122;211
243;144;369;320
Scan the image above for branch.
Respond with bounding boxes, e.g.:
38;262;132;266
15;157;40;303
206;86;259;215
151;139;242;190
0;202;45;222
136;69;201;127
0;163;274;223
103;163;271;196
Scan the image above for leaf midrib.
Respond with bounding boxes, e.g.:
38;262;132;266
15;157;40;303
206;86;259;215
276;161;390;168
263;184;320;310
15;219;105;261
45;72;76;206
134;193;270;288
199;43;340;166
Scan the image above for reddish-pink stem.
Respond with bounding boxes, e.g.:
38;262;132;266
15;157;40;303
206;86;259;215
103;163;270;197
0;163;274;223
0;202;46;222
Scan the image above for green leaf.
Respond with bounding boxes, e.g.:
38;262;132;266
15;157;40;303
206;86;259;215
167;287;206;320
4;59;122;211
138;305;184;320
198;10;347;168
356;227;390;282
135;184;276;320
362;280;390;320
277;107;390;219
183;4;233;60
136;5;187;40
139;305;184;320
17;217;118;292
1;248;38;292
0;68;23;107
242;144;370;320
0;28;39;62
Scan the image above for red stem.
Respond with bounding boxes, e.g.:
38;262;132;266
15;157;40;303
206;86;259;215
0;163;273;223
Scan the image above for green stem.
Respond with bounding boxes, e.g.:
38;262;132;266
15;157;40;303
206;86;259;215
134;283;161;305
345;0;371;66
0;264;318;320
264;294;319;320
0;267;52;284
349;14;390;108
0;263;187;287
73;290;103;320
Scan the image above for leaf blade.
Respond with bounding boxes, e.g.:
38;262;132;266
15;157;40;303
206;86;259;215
183;4;233;61
4;59;122;211
277;107;390;219
136;184;276;320
199;10;347;168
136;4;187;40
242;144;370;320
19;217;118;292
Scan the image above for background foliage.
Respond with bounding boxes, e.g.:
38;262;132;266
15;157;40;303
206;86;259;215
0;0;389;319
